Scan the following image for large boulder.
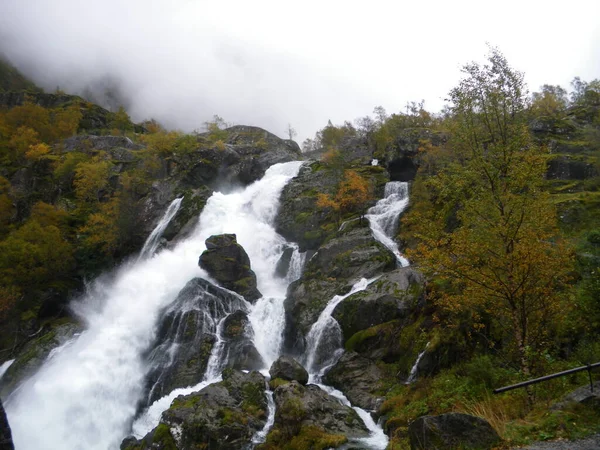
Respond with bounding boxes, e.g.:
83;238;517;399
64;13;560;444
269;357;308;385
142;278;250;405
283;226;396;353
124;369;268;450
552;380;600;411
408;413;501;450
323;351;384;411
260;381;369;449
199;234;262;302
332;267;424;342
221;310;264;371
0;400;14;450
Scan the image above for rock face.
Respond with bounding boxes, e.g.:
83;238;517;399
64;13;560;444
275;246;295;278
269;357;309;385
142;278;260;405
0;400;14;450
221;310;264;371
275;161;339;251
261;380;369;449
378;128;447;181
408;413;501;450
323;351;384;411
199;234;262;302
0;321;81;398
547;156;599;180
283;225;396;353
125;369;268;450
332;267;424;342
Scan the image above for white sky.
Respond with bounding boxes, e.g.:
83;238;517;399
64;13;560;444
0;0;599;141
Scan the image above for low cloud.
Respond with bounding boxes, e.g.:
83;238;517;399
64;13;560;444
1;0;598;142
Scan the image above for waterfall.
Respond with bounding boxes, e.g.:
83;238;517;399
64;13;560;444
303;278;375;376
405;342;430;384
138;197;183;259
0;360;14;381
302;277;389;450
251;390;275;445
366;181;410;267
5;161;303;450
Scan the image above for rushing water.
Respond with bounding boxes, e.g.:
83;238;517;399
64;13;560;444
304;278;375;376
5;160;407;450
302;277;389;450
0;360;14;381
406;342;430;384
6;161;303;450
366;181;410;266
138;197;183;260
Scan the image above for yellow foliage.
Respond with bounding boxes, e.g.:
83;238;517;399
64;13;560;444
9;126;40;156
140;130;179;154
73;156;112;203
25;142;51;161
316;170;373;222
53;105;82;140
78;196;121;256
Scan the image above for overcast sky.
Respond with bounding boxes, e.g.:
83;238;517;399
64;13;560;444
0;0;599;142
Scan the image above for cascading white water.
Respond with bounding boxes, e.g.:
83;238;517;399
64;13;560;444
0;360;14;380
304;278;374;376
6;161;303;450
302;277;389;450
366;181;410;267
405;342;430;384
138;197;183;259
251;390;275;445
315;383;388;449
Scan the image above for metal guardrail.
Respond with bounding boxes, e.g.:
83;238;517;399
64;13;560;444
494;362;600;394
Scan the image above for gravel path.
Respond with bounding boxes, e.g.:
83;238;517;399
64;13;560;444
518;434;600;449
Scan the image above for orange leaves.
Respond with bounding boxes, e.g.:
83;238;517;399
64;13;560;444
316;170;373;220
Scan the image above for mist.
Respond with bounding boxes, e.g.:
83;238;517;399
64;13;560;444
0;0;599;142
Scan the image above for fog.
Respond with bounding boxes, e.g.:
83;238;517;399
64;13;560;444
0;0;599;141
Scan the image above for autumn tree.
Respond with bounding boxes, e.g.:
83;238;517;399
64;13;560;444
530;84;568;119
73;156;112;203
317;169;373;225
407;49;572;377
110;106;133;134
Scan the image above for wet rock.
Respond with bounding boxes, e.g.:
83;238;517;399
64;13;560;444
332;267;424;342
172;125;301;189
269;356;308;385
262;380;369;448
283;226;395;353
275;161;338;251
275;246;295;278
408;413;501;450
199;234;262;302
125;370;268;450
323;351;383;411
0;321;81;398
222;311;264;371
143;278;247;405
0;400;14;450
